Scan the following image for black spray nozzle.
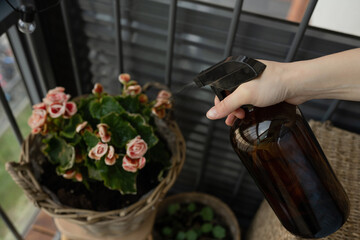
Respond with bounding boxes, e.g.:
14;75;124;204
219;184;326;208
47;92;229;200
194;56;266;100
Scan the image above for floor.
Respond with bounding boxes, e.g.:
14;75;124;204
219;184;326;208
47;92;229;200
25;211;59;240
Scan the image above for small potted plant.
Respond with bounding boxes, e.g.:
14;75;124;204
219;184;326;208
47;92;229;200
154;192;241;240
6;74;185;240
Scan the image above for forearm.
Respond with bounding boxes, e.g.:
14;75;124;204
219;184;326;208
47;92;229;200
285;48;360;103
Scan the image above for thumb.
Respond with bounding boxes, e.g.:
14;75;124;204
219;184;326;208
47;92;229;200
206;88;248;120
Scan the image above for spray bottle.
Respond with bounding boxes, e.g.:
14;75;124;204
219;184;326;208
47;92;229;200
194;56;349;238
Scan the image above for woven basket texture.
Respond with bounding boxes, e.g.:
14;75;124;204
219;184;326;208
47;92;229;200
6;117;186;237
246;120;360;240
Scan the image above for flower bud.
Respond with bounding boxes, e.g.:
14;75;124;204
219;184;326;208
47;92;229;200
138;94;148;103
63;169;76;179
126;85;142;96
97;123;111;143
75;173;83;182
156;90;172;100
92;83;103;94
76;121;89;133
119;73;131;84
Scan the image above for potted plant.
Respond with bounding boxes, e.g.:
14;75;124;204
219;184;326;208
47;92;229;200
6;74;186;240
153;192;241;240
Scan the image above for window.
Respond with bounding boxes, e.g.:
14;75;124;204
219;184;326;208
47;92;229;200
0;33;37;240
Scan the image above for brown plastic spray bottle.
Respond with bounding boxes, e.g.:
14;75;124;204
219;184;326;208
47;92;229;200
194;56;349;238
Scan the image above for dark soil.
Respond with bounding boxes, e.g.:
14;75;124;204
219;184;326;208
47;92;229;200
37;159;164;211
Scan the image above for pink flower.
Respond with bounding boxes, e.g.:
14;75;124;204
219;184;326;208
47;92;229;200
152;98;172;119
105;145;117;166
63;101;77;119
126;85;142;96
48;102;65;118
138;94;148;103
88;142;108;160
43;88;70;105
48;87;65;94
76;121;88;133
32;102;46;110
122;155;146;173
97;123;111;143
126;136;148;159
119;73;131;84
76;121;93;134
151;107;166;119
32;127;42;134
154;99;172;109
157;90;172;100
63;169;76;179
75;173;83;182
92;83;103;94
28;109;47;130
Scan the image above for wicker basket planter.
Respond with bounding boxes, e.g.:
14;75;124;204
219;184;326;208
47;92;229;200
6;117;186;240
153;192;241;240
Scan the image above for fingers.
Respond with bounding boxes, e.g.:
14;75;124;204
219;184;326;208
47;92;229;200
214;96;220;105
207;86;249;120
225;114;236;126
225;108;245;126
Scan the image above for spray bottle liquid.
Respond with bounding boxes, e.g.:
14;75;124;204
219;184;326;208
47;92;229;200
194;56;349;238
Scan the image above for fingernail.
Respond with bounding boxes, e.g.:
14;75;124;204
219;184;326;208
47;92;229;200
206;107;217;119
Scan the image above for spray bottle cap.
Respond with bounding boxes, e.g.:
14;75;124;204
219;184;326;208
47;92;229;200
193;56;266;100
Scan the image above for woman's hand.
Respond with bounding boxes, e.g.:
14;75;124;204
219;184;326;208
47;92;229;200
206;49;360;126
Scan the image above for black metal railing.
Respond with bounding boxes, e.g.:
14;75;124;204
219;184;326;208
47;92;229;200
1;0;360;239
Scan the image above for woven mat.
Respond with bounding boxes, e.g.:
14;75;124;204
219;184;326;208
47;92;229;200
246;120;360;240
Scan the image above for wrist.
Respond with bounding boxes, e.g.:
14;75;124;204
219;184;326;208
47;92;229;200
281;62;304;99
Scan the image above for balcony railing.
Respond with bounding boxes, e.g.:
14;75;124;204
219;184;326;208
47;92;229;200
1;0;360;239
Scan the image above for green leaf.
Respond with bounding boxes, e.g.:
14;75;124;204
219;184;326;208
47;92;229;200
101;113;137;148
201;223;213;233
212;225;226;239
60;114;83;138
167;203;180;215
76;96;98;126
116;95;140;113
186;230;198;240
162;227;173;237
187;203;196;212
89;96;125;119
66;134;82;146
121;113;158;148
144;138;171;167
85;159;102;181
83;131;99;149
98;158;137;194
176;231;186;240
142;106;153;121
43;136;75;173
200;207;214;222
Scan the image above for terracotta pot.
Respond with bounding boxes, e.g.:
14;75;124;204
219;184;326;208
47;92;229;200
154;192;241;240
